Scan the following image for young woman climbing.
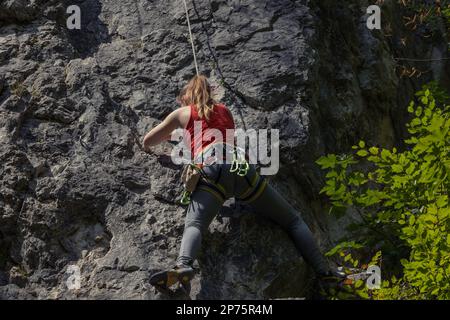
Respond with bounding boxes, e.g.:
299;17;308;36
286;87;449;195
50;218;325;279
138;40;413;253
143;75;344;296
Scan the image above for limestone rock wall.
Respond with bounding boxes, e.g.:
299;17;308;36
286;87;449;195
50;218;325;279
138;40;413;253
0;0;448;299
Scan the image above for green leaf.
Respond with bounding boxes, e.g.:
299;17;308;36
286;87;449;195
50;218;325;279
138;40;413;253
415;106;423;117
437;196;448;208
421;96;429;105
411;118;421;127
369;147;379;155
380;149;391;160
316;154;337;169
357;150;368;157
406;163;416;175
325;171;338;178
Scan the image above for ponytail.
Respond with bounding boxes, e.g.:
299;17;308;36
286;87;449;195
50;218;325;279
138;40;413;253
177;75;216;121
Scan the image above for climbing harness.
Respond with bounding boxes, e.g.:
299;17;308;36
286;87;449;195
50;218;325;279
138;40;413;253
179;143;265;205
179;143;228;205
236;171;267;204
182;0;199;75
179;161;227;205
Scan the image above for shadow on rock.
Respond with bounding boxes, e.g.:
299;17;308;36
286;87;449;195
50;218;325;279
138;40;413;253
194;212;314;300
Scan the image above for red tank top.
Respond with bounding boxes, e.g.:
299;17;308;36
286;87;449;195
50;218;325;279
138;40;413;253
184;103;235;160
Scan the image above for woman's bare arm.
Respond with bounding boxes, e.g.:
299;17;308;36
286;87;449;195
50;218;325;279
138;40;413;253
142;107;190;152
142;110;181;151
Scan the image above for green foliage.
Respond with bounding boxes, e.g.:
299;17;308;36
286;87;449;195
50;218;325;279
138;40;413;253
317;83;450;299
417;81;450;104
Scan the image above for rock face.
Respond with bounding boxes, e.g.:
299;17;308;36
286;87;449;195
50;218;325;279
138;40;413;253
0;0;448;299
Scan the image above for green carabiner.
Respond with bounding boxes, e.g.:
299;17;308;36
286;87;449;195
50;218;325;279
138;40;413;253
230;153;239;173
237;161;249;176
180;190;191;205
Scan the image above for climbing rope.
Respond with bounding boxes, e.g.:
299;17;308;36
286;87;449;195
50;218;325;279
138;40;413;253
182;0;199;75
190;0;248;130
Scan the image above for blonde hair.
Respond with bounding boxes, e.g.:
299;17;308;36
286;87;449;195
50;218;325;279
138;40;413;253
177;75;216;121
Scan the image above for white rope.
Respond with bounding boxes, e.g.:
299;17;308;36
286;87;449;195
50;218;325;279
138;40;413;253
182;0;199;75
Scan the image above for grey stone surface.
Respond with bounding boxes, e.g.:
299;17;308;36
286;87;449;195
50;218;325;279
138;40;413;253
0;0;448;299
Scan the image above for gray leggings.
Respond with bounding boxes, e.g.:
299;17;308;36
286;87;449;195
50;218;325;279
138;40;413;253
177;163;330;275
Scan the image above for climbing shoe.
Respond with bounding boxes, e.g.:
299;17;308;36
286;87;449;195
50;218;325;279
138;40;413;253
319;267;347;282
314;267;348;299
149;265;195;296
